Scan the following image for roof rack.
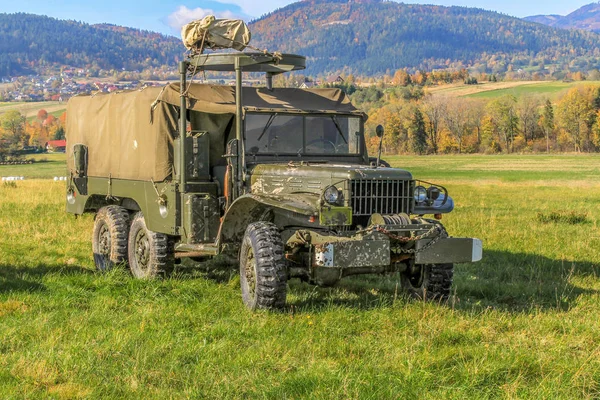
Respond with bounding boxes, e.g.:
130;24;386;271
186;52;306;74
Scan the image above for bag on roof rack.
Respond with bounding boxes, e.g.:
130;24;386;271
181;15;251;53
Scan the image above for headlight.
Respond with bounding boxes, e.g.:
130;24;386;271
414;186;427;203
324;186;340;204
427;186;441;201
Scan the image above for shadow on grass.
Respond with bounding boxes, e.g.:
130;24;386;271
180;250;599;314
0;264;92;294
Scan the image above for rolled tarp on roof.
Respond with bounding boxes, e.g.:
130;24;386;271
159;83;359;114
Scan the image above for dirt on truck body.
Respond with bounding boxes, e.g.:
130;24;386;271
65;21;482;310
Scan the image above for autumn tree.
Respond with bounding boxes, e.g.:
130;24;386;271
0;110;26;160
443;97;472;153
517;95;541;143
421;95;446;154
556;88;594;152
487;95;519;153
37;109;48;123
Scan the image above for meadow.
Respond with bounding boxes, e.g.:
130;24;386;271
428;80;600;100
0;101;65;120
0;155;599;398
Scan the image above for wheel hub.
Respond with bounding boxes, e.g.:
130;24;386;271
98;223;111;256
134;230;150;273
245;247;257;296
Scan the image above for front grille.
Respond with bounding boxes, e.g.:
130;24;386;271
350;179;413;216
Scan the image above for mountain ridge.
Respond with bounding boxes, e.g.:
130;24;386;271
3;3;600;78
524;2;600;32
249;0;600;75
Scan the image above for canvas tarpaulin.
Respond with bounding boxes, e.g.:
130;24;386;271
66;87;177;182
66;84;359;182
181;16;251;52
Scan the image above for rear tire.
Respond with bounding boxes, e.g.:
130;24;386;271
401;263;454;301
127;212;174;279
92;206;130;271
239;222;287;310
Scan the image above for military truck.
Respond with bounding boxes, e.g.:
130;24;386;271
65;51;482;310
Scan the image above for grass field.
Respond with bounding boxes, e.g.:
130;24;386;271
0;153;66;179
1;155;600;398
429;80;600;100
0;101;66;120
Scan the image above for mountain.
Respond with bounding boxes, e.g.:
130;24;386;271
524;3;600;32
0;13;183;77
4;4;600;79
250;0;600;75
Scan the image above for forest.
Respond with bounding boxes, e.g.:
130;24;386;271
251;0;600;77
0;13;182;77
346;79;600;155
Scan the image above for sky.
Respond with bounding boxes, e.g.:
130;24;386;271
0;0;595;36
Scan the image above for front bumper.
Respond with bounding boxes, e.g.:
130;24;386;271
313;236;483;269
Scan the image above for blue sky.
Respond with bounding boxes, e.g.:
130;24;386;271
0;0;594;36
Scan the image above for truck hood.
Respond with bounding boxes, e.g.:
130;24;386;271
249;163;413;196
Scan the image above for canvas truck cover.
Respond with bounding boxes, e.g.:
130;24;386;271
66;84;359;181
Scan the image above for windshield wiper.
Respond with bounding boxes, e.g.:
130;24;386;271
257;113;278;141
330;116;347;144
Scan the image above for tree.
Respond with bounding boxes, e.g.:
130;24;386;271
556;88;594;152
410;108;427;154
422;95;446;154
0;110;26;160
37;109;48;123
487;95;519;153
538;99;555;152
517;96;541;143
443;97;472;153
53;126;65;140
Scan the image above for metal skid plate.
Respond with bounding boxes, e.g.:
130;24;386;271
313;240;390;269
415;238;483;264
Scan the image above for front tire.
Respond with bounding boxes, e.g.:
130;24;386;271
401;263;454;301
127;212;174;279
239;222;287;310
92;206;130;271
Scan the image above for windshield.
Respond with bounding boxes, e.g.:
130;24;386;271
245;113;363;156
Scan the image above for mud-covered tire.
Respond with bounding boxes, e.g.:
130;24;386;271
401;263;454;301
239;222;287;310
127;212;174;279
92;206;130;272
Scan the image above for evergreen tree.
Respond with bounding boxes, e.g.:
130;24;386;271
410;108;427;155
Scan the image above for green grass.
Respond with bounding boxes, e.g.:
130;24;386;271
1;155;600;398
0;153;66;179
464;81;597;100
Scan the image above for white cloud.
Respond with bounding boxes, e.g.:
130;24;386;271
226;0;292;17
167;5;237;32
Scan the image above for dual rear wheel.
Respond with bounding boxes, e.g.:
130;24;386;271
92;206;174;278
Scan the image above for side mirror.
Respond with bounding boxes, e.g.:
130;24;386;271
375;125;384;168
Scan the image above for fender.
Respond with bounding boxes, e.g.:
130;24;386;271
219;192;320;244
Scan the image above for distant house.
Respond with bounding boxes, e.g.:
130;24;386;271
300;79;319;89
46;140;66;153
326;75;345;84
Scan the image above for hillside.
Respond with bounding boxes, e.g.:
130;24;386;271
0;13;183;78
250;0;600;75
525;2;600;32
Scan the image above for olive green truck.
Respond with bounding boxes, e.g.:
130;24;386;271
65;52;482;310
